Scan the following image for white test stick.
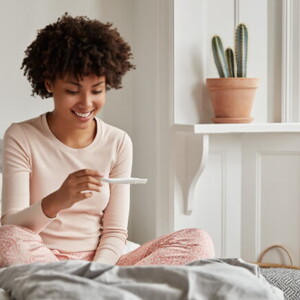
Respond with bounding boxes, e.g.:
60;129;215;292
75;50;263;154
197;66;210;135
100;177;148;184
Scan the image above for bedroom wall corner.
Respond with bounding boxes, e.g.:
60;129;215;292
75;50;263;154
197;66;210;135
127;0;175;243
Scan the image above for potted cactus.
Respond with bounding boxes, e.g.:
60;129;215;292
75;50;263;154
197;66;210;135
206;23;259;123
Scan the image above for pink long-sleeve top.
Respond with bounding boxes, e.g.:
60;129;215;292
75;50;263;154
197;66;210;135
1;113;133;265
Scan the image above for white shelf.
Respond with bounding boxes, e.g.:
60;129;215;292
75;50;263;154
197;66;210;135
175;122;300;215
174;123;300;134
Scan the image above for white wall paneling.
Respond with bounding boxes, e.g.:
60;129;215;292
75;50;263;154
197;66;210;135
197;0;300;124
97;0;133;134
234;0;240;27
281;0;293;122
281;0;300;122
175;130;300;261
174;0;208;124
174;134;242;258
128;0;160;243
154;0;175;238
174;0;300;261
267;0;283;122
239;0;268;123
242;133;300;265
128;0;174;242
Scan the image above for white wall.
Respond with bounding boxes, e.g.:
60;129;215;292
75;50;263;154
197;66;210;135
174;0;208;124
128;0;174;242
93;0;133;134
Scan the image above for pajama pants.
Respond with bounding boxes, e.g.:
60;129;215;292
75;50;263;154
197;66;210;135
0;225;215;268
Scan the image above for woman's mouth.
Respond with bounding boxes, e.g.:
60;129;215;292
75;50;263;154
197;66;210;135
72;110;93;119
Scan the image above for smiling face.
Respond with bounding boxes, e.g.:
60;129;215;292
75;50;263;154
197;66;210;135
46;74;106;131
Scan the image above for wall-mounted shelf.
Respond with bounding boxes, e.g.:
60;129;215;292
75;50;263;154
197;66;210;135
174;122;300;215
174;123;300;134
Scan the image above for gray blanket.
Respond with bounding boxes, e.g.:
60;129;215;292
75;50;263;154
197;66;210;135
0;258;283;300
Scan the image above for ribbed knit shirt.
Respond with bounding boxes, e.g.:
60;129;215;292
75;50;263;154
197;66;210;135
1;113;132;265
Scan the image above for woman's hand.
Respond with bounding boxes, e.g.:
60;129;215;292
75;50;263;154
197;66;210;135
56;169;103;206
42;169;103;218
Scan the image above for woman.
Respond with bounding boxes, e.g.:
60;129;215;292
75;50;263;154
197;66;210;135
0;13;214;267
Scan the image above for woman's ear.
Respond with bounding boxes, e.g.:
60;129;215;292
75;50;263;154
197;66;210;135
45;80;53;93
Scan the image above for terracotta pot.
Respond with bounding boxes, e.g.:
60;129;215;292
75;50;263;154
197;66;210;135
206;78;259;123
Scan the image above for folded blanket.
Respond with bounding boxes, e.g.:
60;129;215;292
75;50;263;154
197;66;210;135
0;258;283;300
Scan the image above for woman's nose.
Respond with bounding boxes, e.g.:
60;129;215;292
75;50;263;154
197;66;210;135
78;93;92;107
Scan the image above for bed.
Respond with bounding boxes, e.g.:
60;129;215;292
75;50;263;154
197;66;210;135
0;139;292;299
0;197;286;298
0;258;284;300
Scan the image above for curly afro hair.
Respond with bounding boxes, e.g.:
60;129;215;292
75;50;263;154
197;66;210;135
21;13;135;99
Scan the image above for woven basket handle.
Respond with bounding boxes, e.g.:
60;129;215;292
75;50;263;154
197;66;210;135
257;244;294;266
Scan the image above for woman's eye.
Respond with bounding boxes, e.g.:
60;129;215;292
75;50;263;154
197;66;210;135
66;90;79;95
92;90;103;95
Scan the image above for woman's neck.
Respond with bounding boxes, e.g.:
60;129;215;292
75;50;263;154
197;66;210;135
46;112;97;149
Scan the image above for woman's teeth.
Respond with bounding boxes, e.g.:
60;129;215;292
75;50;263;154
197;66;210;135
73;111;92;118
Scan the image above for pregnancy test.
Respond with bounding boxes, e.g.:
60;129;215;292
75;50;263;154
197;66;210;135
100;177;148;184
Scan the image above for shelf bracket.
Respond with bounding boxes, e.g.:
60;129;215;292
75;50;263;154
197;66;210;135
185;133;210;215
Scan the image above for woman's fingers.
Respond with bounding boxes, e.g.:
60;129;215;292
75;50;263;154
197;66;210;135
58;169;105;206
73;170;103;194
74;169;102;179
67;169;102;191
76;191;94;201
76;175;102;187
77;182;101;192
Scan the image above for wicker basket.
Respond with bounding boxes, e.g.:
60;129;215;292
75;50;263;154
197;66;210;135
257;244;300;270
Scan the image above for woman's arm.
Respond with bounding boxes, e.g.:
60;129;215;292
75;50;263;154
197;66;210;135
1;124;53;231
2;124;103;232
94;132;133;265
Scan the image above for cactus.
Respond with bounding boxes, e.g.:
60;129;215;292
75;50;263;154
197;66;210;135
211;36;229;78
235;23;248;77
211;23;248;78
225;48;235;77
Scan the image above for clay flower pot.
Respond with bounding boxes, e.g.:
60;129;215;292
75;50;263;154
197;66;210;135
206;78;259;123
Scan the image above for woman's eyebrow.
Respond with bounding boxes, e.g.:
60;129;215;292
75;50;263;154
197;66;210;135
91;81;105;87
65;81;105;87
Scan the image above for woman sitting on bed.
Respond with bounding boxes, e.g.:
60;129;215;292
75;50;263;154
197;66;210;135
0;13;214;267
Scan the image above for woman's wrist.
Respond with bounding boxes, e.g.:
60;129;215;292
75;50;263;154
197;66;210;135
41;191;64;218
